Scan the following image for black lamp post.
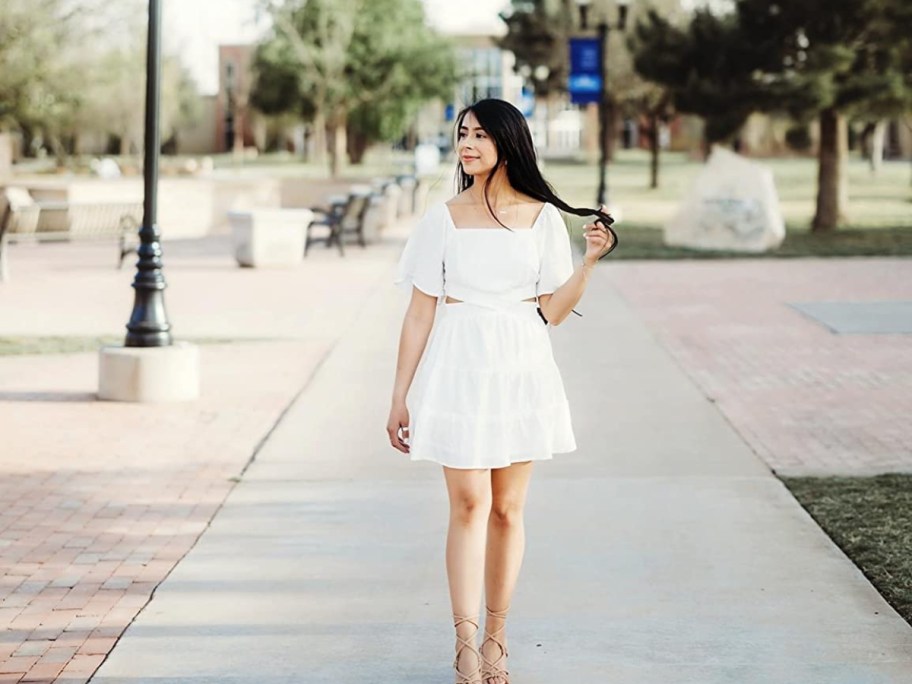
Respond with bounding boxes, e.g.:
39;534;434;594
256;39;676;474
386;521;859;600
576;0;629;208
125;0;172;347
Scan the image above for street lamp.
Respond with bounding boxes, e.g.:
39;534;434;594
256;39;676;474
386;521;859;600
126;0;172;347
575;0;629;207
98;0;199;402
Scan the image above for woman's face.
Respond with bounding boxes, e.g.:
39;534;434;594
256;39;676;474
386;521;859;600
456;110;498;178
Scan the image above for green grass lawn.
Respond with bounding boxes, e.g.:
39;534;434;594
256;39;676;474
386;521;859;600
546;150;912;258
566;223;912;259
781;474;912;627
547;149;912;230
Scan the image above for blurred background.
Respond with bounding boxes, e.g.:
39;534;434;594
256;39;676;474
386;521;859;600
1;0;909;252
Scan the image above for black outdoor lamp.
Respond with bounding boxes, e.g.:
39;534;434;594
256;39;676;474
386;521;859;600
575;0;629;207
125;0;172;347
518;63;551;94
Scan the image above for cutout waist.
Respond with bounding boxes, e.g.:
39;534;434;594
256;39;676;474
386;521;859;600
445;296;537;305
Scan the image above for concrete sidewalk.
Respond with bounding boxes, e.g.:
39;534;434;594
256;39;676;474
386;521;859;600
90;261;912;682
0;218;420;682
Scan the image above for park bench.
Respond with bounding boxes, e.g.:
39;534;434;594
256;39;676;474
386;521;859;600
304;175;418;258
305;188;373;257
0;188;143;281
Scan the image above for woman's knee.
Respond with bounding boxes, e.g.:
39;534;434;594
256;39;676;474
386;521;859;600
490;498;524;527
449;488;491;525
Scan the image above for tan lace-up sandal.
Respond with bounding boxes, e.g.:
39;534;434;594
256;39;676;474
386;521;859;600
480;605;510;684
453;614;482;684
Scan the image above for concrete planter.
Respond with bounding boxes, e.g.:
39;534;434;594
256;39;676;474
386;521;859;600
229;208;314;267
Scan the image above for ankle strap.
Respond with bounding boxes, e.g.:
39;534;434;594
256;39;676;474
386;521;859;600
485;605;509;620
452;614;481;682
454;613;480;627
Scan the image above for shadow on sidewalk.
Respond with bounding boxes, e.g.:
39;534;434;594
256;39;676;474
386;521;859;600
0;390;97;402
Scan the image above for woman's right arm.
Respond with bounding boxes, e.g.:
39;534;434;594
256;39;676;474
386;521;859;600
387;287;438;452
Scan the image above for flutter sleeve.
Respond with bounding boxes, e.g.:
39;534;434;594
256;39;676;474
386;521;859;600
536;203;575;297
393;202;446;297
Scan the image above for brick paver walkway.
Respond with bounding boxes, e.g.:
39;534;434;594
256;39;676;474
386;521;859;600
607;258;912;475
0;342;327;683
0;221;412;683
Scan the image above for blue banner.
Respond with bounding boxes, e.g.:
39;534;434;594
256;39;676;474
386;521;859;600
568;37;602;105
570;37;601;73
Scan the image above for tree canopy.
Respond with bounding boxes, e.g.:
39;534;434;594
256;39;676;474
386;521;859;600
630;0;912;230
497;0;573;98
251;0;458;172
0;0;199;160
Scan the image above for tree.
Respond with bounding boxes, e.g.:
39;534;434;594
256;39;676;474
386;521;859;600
632;0;912;231
629;8;779;154
735;0;912;231
251;0;457;174
0;0;95;160
253;0;356;174
0;0;199;162
344;0;458;163
497;0;574;99
627;86;673;189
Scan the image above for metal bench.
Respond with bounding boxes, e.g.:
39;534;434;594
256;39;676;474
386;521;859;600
305;189;373;257
0;193;143;281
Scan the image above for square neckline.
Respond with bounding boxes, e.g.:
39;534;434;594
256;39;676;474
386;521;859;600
443;201;549;232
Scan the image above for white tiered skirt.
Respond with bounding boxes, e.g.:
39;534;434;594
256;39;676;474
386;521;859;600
406;300;577;469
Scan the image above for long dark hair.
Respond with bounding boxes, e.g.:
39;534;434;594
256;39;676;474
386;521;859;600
454;98;617;259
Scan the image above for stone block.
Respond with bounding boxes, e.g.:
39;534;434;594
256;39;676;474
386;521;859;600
229;208;313;267
98;343;200;402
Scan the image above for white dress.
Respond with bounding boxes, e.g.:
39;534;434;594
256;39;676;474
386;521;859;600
393;201;577;469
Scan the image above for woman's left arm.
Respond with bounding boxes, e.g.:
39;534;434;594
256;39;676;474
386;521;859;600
538;215;615;326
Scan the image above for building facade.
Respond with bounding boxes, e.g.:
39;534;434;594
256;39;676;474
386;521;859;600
214;45;261;154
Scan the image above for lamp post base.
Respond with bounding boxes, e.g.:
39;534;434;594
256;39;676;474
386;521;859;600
98;342;200;402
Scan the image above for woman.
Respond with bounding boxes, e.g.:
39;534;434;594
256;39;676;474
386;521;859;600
386;99;616;684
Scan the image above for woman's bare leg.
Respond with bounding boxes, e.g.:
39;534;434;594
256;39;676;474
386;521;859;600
444;466;493;682
481;461;535;682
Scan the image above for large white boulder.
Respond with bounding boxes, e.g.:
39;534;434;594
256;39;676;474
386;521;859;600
664;147;785;253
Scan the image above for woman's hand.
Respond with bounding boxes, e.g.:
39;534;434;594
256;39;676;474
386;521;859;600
386;402;411;454
582;204;617;264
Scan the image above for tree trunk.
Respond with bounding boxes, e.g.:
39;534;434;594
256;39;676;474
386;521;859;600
232;101;246;157
648;113;660;189
347;125;369;165
904;116;912;186
906;116;912;186
812;107;848;232
310;110;328;167
49;133;67;168
869;120;886;175
859;121;875;161
328;119;347;178
701;134;711;161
